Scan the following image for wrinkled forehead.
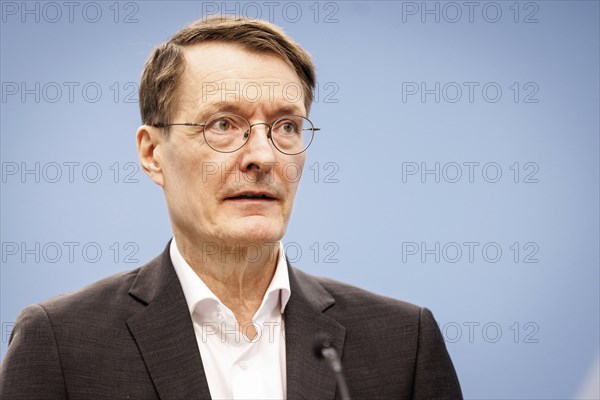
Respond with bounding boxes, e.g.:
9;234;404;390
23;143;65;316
175;43;306;119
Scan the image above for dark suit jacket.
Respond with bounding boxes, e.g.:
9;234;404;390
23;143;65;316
1;243;462;399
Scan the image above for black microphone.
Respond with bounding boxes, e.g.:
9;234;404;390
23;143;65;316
313;335;351;400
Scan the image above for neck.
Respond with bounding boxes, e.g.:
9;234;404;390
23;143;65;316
173;233;280;329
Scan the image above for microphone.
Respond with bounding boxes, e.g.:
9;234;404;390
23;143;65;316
313;335;351;400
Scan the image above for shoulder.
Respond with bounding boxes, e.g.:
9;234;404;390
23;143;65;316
9;268;142;344
39;267;142;317
17;250;167;331
293;267;421;311
291;267;426;327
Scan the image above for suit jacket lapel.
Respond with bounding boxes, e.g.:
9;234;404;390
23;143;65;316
126;245;212;400
123;244;346;400
285;264;347;400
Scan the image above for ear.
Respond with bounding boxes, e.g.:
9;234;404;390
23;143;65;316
136;125;165;186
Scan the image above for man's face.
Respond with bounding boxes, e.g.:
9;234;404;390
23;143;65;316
141;43;308;248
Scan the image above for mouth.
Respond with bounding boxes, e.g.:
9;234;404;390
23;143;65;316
224;192;278;201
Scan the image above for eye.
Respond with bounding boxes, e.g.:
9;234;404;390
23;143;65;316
274;119;300;135
204;115;248;136
212;118;232;131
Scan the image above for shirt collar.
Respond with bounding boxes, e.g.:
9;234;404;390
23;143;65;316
170;239;291;317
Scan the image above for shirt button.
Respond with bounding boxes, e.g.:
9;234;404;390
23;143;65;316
239;361;248;370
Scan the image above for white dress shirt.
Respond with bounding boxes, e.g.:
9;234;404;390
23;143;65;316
170;239;291;400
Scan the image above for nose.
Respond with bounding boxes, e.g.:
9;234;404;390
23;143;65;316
239;122;277;173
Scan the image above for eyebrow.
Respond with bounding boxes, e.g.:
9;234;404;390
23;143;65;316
195;102;305;121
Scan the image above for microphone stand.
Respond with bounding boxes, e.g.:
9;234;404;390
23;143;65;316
315;338;351;400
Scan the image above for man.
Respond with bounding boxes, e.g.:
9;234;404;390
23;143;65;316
1;17;462;399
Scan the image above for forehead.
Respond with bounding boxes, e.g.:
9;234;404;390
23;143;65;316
177;42;306;118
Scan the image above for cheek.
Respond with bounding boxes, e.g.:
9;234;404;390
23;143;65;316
287;167;304;187
163;150;210;199
175;143;216;183
282;157;305;190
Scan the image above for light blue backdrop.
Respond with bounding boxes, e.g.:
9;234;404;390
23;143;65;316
1;1;599;399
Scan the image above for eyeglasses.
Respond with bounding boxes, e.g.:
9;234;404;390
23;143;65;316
153;112;320;155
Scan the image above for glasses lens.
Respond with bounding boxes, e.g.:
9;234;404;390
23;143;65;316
203;113;250;152
271;115;315;155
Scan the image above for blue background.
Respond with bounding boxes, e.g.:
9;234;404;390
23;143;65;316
1;1;599;398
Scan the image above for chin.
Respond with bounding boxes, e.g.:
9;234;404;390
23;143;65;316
229;218;285;245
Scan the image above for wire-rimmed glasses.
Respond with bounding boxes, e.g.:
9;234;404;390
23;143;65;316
153;112;319;155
